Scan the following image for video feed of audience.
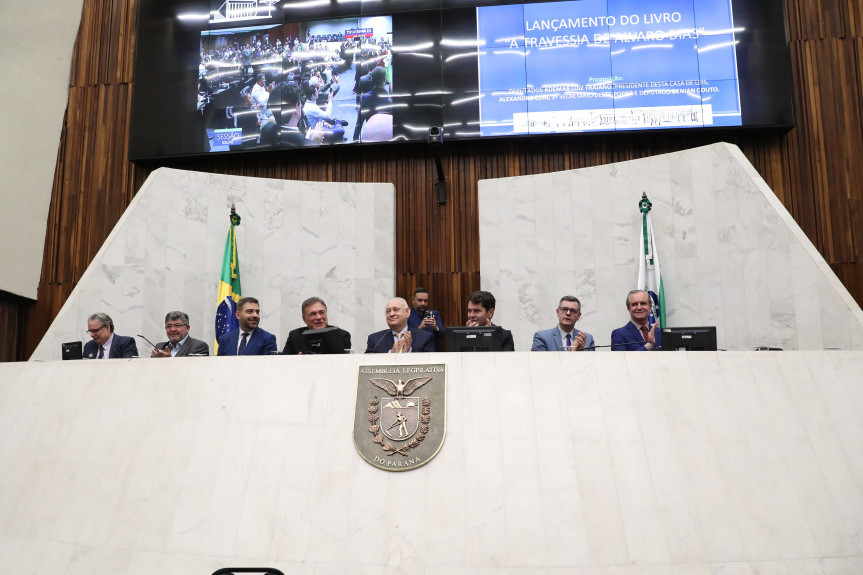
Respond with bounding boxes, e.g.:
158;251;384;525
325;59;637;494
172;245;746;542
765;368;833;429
198;18;393;152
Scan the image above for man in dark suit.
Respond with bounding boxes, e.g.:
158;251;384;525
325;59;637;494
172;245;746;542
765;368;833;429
407;287;444;351
282;296;352;354
531;295;595;351
83;312;138;359
217;297;278;356
611;289;662;351
466;290;515;351
151;311;210;357
366;297;437;353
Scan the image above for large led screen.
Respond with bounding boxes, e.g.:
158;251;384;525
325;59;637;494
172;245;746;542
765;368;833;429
476;0;742;134
129;0;792;159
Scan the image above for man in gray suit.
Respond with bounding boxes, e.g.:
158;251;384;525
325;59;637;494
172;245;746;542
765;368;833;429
151;311;210;357
531;295;595;351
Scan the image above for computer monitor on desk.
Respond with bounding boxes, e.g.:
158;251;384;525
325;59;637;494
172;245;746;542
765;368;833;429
661;326;718;351
447;326;502;352
302;326;347;354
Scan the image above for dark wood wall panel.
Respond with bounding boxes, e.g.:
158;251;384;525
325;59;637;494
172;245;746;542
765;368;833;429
2;0;863;360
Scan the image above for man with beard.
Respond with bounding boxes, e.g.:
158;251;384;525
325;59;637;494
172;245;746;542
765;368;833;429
407;287;444;351
216;297;278;355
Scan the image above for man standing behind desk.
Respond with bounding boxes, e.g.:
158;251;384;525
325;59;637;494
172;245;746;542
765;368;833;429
531;295;595;351
217;297;278;356
407;287;444;351
282;296;352;354
366;298;436;353
151;311;209;357
610;289;662;351
84;312;138;359
466;290;515;351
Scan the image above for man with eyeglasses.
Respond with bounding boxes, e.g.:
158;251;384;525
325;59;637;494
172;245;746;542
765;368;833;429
83;312;138;359
531;296;595;351
151;311;210;357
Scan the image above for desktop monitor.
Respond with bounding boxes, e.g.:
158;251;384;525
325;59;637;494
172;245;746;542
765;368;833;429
661;326;718;351
61;341;83;360
302;326;347;354
447;326;502;352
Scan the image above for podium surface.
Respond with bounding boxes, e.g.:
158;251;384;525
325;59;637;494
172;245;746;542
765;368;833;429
2;351;862;574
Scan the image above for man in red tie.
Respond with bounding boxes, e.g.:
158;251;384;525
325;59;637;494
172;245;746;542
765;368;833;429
610;290;662;351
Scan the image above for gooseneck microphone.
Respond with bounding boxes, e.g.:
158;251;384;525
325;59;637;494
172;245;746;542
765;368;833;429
137;334;160;349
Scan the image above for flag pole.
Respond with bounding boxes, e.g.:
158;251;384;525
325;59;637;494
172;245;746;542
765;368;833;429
214;205;243;353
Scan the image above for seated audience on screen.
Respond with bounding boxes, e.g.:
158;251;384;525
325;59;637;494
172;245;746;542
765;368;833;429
230;89;260;149
407;287;444;351
466;290;515;351
84;312;138;359
217;297;278;356
610;289;662;351
266;81;311;146
531;295;594;351
282;297;352;354
151;311;209;357
303;79;348;144
366;298;437;353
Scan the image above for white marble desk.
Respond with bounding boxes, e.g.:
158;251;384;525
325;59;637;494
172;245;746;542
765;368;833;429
2;351;862;574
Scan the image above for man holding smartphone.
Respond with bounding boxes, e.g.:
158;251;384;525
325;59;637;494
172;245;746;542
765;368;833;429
407;287;445;351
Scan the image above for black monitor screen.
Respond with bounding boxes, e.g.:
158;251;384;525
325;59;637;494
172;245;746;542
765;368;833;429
302;326;347;354
61;341;83;360
661;326;717;351
447;325;503;352
130;0;793;159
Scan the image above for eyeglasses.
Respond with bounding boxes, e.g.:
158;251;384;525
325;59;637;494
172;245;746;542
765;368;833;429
86;325;107;334
165;323;188;329
558;307;581;315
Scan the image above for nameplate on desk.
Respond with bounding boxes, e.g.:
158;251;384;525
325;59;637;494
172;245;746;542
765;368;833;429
353;364;447;472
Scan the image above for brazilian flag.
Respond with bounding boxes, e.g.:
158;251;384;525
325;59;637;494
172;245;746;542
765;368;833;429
214;209;242;353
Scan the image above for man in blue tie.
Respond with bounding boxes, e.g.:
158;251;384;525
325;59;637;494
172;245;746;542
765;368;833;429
531;296;595;351
216;297;278;356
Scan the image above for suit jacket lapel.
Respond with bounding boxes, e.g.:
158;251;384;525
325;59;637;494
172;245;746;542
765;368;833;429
379;331;394;353
551;329;562;351
175;340;190;357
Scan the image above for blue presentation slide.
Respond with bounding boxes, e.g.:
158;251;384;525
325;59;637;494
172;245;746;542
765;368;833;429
476;0;741;135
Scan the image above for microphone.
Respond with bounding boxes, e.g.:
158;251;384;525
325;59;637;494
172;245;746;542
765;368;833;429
594;340;661;350
137;334;160;349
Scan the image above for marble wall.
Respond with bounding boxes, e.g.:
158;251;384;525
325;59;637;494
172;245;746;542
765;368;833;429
1;351;862;573
30;168;396;360
478;143;863;351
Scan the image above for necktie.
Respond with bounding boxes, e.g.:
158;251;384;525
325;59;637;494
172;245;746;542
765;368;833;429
97;345;104;359
565;333;572;348
640;325;649;341
238;332;249;355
